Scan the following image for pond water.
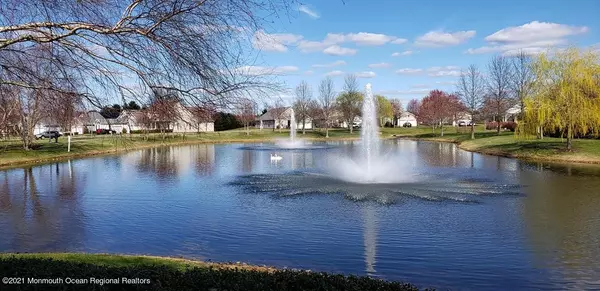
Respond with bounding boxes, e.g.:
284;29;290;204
1;139;600;290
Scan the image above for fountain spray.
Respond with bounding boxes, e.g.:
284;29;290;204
361;83;380;181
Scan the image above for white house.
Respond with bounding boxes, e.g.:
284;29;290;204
117;103;214;133
397;112;418;127
33;102;215;135
34;111;107;135
505;105;521;122
452;112;473;126
256;107;313;130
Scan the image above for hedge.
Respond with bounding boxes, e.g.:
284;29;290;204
0;255;429;291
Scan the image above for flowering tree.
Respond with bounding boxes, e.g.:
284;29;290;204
419;90;464;136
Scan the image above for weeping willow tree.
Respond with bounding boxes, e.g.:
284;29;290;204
519;48;600;150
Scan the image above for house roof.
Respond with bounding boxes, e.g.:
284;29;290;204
257;107;291;121
400;112;417;118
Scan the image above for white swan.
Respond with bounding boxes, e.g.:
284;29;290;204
270;154;282;161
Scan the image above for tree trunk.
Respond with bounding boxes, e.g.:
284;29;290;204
246;124;250;136
325;125;329;138
302;120;306;134
567;124;573;151
470;123;475;140
496;123;501;135
349;118;353;134
440;121;444;137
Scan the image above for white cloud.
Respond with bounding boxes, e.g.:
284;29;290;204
396;68;423;74
391;38;408;44
368;62;391;68
377;89;431;96
356;71;376;78
252;30;303;52
299;5;319;19
485;21;588;43
429;70;460;77
297;32;405;53
392;50;414;57
345;32;398;46
466;21;588;56
427;66;461;77
411;84;429;88
323;45;357;56
395;66;461;77
436;81;458;85
325;70;344;77
304;70;314;75
312;60;346;68
415;30;476;47
234;65;299;76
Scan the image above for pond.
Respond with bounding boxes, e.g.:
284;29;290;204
1;139;599;290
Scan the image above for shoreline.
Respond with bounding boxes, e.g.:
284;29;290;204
396;135;600;166
0;135;365;170
2;131;600;169
0;252;423;290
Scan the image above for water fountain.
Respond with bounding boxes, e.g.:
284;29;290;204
290;108;297;144
239;106;331;151
360;83;380;181
325;83;409;184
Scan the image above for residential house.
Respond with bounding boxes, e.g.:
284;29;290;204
452;112;473;126
504;105;521;122
118;102;214;133
34;111;107;135
256;107;313;130
397;112;418;127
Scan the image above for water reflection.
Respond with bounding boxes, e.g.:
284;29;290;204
0;164;86;252
135;144;216;179
521;169;600;289
363;205;377;275
0;140;599;290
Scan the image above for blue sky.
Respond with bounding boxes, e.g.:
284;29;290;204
248;0;600;107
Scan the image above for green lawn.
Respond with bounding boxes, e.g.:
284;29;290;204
1;125;600;167
0;253;425;291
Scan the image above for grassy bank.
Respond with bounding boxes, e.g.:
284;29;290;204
2;126;600;168
0;129;364;169
382;126;600;165
0;253;425;291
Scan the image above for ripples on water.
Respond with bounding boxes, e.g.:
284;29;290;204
229;171;523;205
1;140;600;290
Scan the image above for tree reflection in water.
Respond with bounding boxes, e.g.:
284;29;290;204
0;163;86;252
521;165;600;289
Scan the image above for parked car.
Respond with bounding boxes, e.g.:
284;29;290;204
457;121;467;127
95;128;117;134
403;122;412;128
35;131;62;139
468;121;476;126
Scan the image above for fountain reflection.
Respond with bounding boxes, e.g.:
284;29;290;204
363;205;377;275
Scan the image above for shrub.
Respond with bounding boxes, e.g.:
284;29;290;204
122;128;127;134
501;121;517;132
384;121;393;128
485;121;498;130
0;256;427;291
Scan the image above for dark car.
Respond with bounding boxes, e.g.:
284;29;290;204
458;121;467;127
96;128;117;134
35;131;62;139
403;122;412;128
